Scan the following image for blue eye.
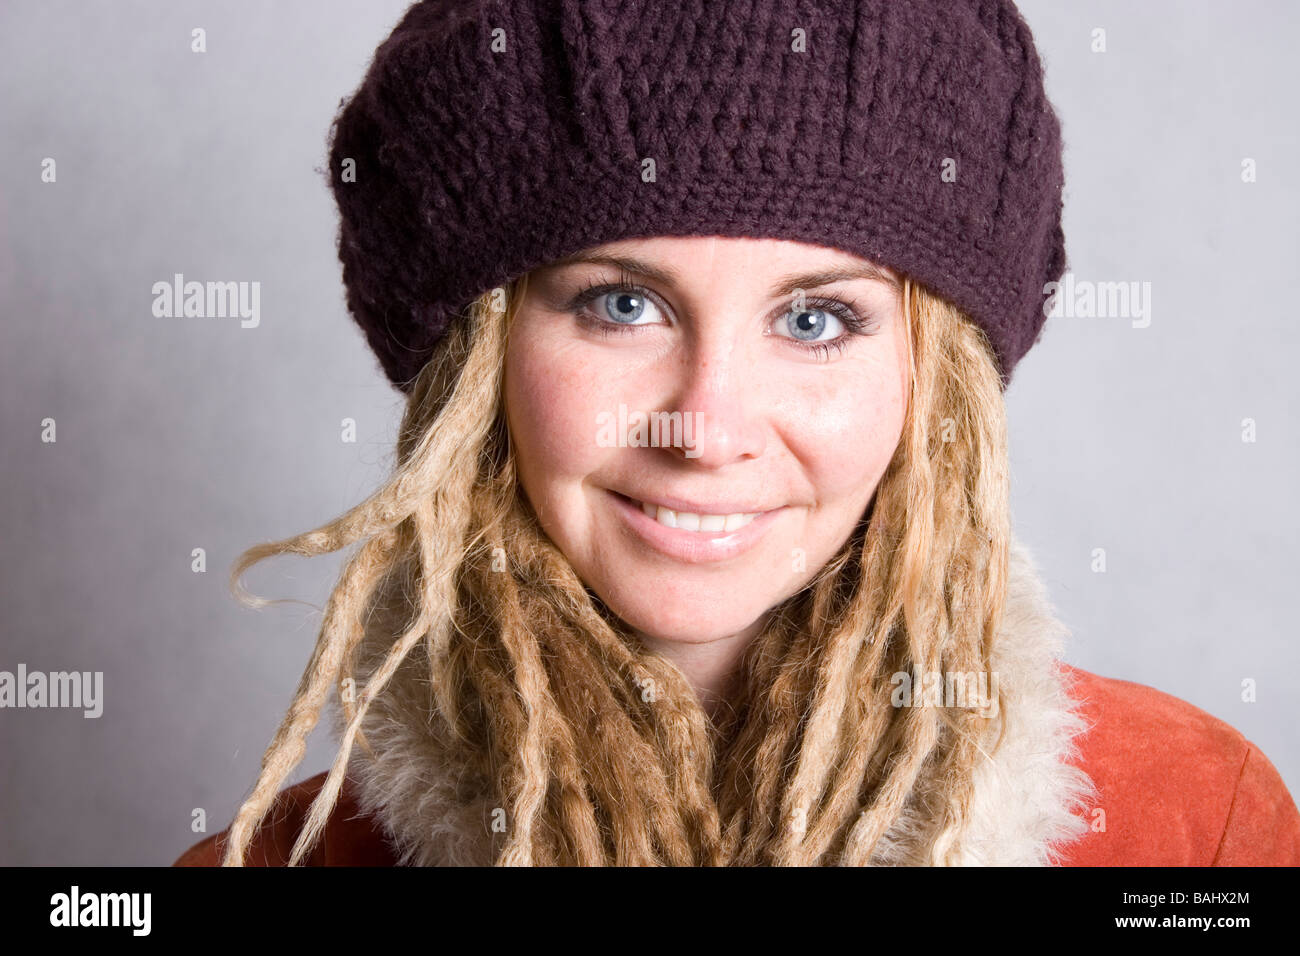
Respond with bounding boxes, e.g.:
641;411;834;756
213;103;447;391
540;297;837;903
782;306;842;342
773;296;880;359
568;279;665;336
599;289;655;325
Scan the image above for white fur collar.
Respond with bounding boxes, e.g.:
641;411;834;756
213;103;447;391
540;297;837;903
333;535;1096;865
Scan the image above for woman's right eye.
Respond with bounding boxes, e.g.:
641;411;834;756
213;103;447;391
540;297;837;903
572;284;665;335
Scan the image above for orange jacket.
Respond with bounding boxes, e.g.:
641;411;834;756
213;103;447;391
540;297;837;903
174;662;1300;867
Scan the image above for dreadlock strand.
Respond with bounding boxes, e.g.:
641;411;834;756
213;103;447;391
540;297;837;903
221;532;394;865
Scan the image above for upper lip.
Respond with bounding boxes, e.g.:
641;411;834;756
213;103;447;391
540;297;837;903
612;489;780;516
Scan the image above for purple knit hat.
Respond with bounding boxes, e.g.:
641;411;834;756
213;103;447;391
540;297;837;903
328;0;1066;393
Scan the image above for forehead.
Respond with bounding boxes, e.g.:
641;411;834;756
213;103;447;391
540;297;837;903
537;236;899;287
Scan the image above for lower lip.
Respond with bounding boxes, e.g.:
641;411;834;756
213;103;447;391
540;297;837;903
607;490;784;565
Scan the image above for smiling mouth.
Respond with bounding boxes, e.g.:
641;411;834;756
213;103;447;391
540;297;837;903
612;492;763;533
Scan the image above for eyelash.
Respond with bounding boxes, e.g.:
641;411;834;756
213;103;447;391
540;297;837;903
564;269;880;360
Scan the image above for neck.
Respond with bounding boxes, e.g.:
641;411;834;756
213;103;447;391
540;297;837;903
634;618;763;723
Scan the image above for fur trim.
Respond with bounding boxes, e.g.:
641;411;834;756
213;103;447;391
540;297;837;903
334;534;1095;865
940;537;1096;864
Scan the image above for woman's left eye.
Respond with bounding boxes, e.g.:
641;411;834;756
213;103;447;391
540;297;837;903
777;304;847;343
773;297;879;359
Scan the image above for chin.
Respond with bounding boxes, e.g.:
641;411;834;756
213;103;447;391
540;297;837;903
606;596;766;646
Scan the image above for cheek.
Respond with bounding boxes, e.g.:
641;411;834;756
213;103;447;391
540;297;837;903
504;323;608;486
775;352;907;502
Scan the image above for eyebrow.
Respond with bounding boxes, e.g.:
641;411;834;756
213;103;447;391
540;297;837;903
540;252;900;297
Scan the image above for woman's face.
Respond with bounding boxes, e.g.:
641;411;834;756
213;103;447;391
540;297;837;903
504;236;911;649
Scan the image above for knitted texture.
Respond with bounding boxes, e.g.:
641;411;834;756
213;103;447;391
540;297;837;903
328;0;1067;392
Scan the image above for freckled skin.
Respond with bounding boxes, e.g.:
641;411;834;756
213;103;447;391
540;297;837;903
504;236;911;704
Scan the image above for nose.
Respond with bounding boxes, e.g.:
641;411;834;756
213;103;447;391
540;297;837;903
662;334;767;467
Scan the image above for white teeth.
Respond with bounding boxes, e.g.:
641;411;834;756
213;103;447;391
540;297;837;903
636;499;759;533
722;512;751;532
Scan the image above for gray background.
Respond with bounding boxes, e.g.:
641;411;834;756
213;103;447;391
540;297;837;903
1;1;1296;865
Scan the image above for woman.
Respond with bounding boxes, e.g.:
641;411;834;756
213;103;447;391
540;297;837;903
176;0;1299;866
